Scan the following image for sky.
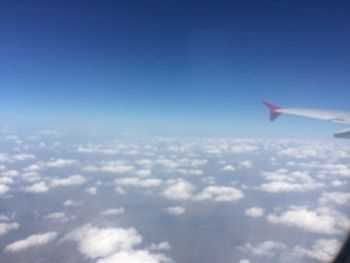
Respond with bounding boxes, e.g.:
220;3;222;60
1;0;350;136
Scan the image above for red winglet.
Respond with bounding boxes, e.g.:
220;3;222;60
263;101;283;121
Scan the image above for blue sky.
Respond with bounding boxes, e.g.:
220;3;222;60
1;0;350;136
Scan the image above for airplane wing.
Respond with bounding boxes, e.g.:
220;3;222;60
263;101;350;139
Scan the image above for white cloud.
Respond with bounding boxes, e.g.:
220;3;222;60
85;186;98;195
319;192;350;206
83;161;134;174
0;153;11;163
1;170;19;177
239;240;287;256
222;165;235;172
12;154;36;161
259;169;323;193
230;144;258;154
240;160;253;169
102;208;125;216
45;212;70;222
96;250;171;263
294;239;341;262
0;184;10;195
0;222;19;237
245;207;264;218
147;241;171;251
267;206;350;234
135;169;152;177
63;199;82;207
259;181;323;193
239;260;251;263
115;177;162;188
195;186;244;202
161;179;195;200
177;169;204;176
24;181;49;193
165;206;186;216
46;158;77;168
5;232;57;252
50;174;86;187
115;187;126;195
65;224;142;259
23;164;42;172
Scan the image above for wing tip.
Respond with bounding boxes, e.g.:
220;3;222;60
262;101;283;121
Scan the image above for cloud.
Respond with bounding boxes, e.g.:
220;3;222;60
177;169;204;176
1;170;19;177
147;242;171;251
65;224;142;259
45;159;77;168
165;206;186;216
12;154;36;161
5;232;57;252
0;153;11;163
245;207;264;218
161;179;195;200
0;222;19;237
45;212;71;222
267;206;350;234
83;161;135;174
195;186;244;202
259;181;322;193
50;174;86;187
96;250;171;263
85;186;98;195
115;177;162;188
24;181;49;193
23;164;42;172
294;239;341;262
0;184;10;195
239;240;287;256
319;192;350;206
259;169;323;193
63;199;82;207
222;165;235;172
135;169;152;177
102;208;125;216
240;160;253;169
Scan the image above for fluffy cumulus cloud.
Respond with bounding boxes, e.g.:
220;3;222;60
222;165;235;172
195;186;244;202
259;169;323;193
24;181;49;193
135;169;152;177
239;240;287;256
294;239;342;262
161;179;195;200
65;224;171;263
0;184;10;195
319;192;350;206
245;207;264;218
96;250;171;263
5;232;57;252
165;206;186;216
50;174;86;187
83;161;134;174
45;212;71;222
45;158;77;168
115;177;162;188
267;206;350;235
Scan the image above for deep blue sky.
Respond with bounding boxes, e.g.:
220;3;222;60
1;0;350;136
